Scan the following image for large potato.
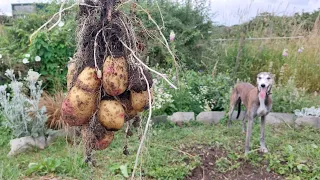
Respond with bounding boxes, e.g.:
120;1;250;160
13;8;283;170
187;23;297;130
61;86;98;126
67;60;76;91
93;131;114;150
130;88;153;112
102;56;128;96
98;100;125;130
76;67;101;92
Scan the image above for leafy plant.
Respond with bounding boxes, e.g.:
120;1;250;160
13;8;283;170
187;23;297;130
0;69;48;138
108;163;131;178
0;114;11;147
264;145;312;176
271;78;320;113
152;69;233;116
0;2;76;93
26;157;63;176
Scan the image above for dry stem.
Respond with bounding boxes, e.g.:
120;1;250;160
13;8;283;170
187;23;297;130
120;41;177;89
131;66;153;179
29;2;78;43
29;2;101;43
48;0;66;31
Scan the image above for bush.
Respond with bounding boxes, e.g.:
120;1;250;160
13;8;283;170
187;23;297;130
152;69;233;116
271;77;320;113
0;2;77;93
0;69;48;138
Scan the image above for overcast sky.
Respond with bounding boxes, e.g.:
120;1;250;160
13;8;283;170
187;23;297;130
1;0;320;26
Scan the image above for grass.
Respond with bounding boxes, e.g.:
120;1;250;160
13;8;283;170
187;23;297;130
0;120;320;179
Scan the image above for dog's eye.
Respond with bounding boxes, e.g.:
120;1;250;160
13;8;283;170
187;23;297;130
267;77;271;80
258;77;262;79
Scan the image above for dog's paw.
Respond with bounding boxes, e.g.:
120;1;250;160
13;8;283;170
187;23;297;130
260;147;268;153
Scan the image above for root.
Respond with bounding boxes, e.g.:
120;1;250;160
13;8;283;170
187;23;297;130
131;66;153;179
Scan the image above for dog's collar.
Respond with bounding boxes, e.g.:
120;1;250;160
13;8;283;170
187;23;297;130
267;85;272;95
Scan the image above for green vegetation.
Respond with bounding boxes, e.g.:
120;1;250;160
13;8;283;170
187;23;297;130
1;0;320;179
1;120;320;179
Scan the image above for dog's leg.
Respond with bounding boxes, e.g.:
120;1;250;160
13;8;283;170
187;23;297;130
242;110;247;133
228;91;237;128
227;105;234;128
245;112;254;155
260;115;268;153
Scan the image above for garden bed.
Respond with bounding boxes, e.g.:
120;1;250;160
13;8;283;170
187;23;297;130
185;145;283;180
1;120;319;179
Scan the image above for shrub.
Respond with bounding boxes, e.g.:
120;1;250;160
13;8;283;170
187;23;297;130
0;69;48;138
0;2;77;93
271;77;320;113
152;69;233;116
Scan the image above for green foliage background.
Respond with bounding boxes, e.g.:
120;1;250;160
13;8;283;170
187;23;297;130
0;0;319;111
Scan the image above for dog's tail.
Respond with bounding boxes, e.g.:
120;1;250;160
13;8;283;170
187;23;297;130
236;98;241;119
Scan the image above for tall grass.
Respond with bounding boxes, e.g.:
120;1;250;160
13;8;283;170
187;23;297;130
207;10;320;93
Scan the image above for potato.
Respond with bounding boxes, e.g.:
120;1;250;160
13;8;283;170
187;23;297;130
75;67;101;92
102;56;128;96
67;60;76;91
61;86;98;126
98;100;125;130
125;108;138;121
130;88;153;112
93;131;114;150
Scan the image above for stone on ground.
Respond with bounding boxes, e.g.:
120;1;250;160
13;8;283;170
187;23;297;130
168;112;195;123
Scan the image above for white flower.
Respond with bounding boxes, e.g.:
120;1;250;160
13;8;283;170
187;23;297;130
58;21;65;27
26;69;41;83
25;54;31;58
4;69;14;78
0;54;2;59
23;58;29;64
153;79;158;85
35;56;41;62
298;47;304;53
9;81;23;92
0;84;7;92
282;49;288;57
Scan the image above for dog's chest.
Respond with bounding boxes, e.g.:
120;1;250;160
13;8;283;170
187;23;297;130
257;96;269;116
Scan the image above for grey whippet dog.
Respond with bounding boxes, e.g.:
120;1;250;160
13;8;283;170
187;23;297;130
228;72;273;154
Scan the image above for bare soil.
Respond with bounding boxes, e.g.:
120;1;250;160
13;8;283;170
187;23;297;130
185;145;283;180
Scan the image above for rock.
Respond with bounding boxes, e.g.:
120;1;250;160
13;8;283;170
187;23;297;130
265;112;295;125
196;111;225;124
7;130;68;157
8;136;47;157
152;115;168;124
295;116;320;128
168;112;195;123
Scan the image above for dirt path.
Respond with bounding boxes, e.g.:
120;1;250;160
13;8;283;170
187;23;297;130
185;145;283;180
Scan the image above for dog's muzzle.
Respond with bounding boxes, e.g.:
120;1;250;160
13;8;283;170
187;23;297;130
258;85;272;95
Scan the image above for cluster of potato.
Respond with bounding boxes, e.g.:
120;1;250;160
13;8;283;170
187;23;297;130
61;56;153;150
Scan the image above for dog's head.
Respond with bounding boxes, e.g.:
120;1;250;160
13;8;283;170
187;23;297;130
256;72;273;94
